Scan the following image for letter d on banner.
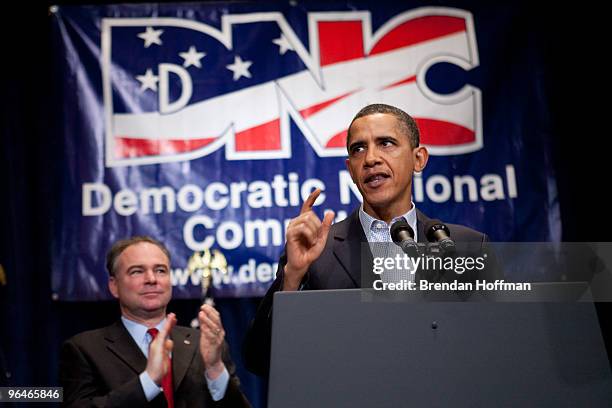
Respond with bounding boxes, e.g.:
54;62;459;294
82;183;111;216
159;63;193;114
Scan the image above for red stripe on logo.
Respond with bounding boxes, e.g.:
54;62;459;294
416;118;475;146
382;75;417;90
370;16;466;56
300;91;356;119
318;21;365;66
235;119;281;151
325;130;347;148
115;137;216;158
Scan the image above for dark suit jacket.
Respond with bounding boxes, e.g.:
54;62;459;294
242;208;497;376
60;321;250;408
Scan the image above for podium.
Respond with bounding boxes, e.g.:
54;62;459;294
268;287;612;407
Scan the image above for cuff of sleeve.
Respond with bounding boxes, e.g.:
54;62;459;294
140;371;162;402
205;366;230;401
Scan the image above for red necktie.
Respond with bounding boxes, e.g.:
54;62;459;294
147;328;174;408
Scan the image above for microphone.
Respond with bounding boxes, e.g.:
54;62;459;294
425;220;456;254
390;220;419;256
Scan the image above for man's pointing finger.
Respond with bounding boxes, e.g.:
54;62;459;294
299;188;321;215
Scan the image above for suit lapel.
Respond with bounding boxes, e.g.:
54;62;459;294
416;208;431;244
332;210;372;288
171;326;198;390
106;321;198;393
104;321;147;375
415;209;447;282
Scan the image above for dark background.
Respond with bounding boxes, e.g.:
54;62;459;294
0;1;609;408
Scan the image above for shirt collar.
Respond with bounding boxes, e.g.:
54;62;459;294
121;315;166;345
358;203;418;242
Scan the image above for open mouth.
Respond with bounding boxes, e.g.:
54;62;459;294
364;173;390;187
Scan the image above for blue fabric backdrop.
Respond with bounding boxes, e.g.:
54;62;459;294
51;1;558;302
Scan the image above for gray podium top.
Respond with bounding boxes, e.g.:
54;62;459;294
268;286;612;408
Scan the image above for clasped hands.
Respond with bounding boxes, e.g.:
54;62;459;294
146;305;227;384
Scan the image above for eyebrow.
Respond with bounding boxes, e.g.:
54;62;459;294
376;135;398;141
126;263;169;271
348;135;397;149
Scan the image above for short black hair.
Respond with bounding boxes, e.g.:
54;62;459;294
106;236;171;277
347;103;420;149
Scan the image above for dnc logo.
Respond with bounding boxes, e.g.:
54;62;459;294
101;7;482;167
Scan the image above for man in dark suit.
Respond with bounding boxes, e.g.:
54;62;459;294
60;236;250;407
243;103;494;377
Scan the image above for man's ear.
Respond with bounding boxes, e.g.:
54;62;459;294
108;276;119;299
413;146;429;172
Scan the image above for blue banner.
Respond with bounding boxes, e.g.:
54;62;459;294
50;2;559;300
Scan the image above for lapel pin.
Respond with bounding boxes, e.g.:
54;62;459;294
184;340;191;345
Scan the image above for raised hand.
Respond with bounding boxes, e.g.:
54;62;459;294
198;304;226;380
145;313;176;384
283;188;335;291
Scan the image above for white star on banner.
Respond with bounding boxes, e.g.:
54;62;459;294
226;56;253;81
272;34;294;55
179;46;206;68
137;27;163;48
136;68;159;91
